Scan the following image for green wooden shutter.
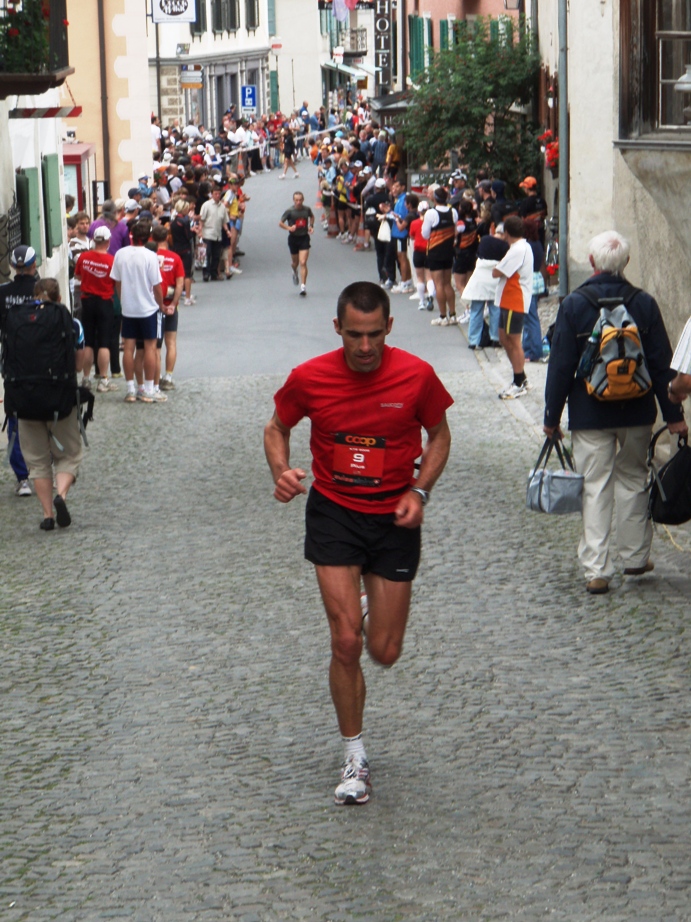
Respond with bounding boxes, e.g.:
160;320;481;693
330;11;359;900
409;15;425;79
490;18;500;42
16;169;43;267
426;16;433;64
270;70;279;112
268;0;276;36
440;19;448;51
42;153;63;254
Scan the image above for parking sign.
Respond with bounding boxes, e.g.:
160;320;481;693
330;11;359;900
241;85;257;115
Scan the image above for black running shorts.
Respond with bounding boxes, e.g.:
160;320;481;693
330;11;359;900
304;487;421;582
499;308;525;335
288;235;311;255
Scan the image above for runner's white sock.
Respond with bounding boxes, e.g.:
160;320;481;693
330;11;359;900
417;281;426;301
144;379;155;396
126;380;136;394
343;733;367;762
427;279;436;297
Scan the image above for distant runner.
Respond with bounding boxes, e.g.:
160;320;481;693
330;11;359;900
279;191;314;297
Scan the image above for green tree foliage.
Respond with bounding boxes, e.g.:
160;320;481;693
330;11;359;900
399;17;541;187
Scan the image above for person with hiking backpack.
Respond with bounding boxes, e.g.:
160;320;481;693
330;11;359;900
543;230;687;595
2;277;86;531
0;245;41;499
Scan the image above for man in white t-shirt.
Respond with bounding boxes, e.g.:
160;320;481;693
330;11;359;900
668;317;691;404
110;221;164;404
492;215;534;399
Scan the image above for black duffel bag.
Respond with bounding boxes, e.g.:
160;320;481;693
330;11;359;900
647;425;691;525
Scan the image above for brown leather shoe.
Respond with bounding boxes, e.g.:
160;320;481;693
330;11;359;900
624;561;654;576
586;578;610;594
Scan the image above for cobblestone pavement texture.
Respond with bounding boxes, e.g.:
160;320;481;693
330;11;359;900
2;166;691;921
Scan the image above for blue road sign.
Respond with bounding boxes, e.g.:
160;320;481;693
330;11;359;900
241;84;257;113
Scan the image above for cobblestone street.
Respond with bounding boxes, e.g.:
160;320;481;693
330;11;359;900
2;170;691;921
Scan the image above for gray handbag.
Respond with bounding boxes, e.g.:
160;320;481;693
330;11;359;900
526;435;584;515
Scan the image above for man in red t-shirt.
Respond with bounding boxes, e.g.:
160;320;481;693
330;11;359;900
75;225;118;392
151;225;184;391
265;281;453;806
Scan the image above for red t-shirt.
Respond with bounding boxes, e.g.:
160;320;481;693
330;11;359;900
75;250;115;299
409;216;427;253
157;249;185;304
273;345;453;514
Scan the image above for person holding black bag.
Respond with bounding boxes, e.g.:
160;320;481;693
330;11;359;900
543;230;687;594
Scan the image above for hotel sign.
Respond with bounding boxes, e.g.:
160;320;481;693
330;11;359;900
374;0;391;92
152;0;196;23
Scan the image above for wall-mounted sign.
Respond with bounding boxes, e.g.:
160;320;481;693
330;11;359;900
152;0;196;24
181;64;203;89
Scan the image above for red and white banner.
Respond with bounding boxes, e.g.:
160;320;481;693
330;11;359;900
9;107;83;119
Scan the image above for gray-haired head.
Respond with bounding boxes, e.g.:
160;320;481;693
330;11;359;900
588;230;630;275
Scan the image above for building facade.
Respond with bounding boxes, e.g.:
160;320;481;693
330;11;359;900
147;0;271;129
536;0;690;339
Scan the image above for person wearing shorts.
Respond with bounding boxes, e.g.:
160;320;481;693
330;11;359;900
17;278;86;531
408;200;435;310
75;226;118;393
264;280;453;806
422;187;459;325
492;215;534;399
110;221;164;404
279;191;314;297
151;224;184;394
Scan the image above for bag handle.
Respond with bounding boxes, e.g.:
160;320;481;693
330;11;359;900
534;433;576;473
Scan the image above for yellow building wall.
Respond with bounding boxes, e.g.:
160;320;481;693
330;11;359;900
64;0;154;205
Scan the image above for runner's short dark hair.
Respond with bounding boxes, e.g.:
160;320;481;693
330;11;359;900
503;215;525;239
337;281;390;325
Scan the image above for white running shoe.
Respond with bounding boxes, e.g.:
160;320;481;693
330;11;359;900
431;316;450;326
418;302;427;310
498;381;531;400
299;284;307;297
458;308;471;324
15;479;32;497
447;314;458;324
334;754;372;806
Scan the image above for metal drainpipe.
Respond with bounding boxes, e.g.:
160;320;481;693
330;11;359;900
97;0;111;192
156;24;162;122
558;0;569;297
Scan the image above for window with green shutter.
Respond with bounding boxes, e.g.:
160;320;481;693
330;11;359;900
15;169;42;267
268;0;275;36
190;0;208;37
440;18;448;51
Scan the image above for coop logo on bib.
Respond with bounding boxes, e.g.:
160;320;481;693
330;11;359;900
332;433;386;487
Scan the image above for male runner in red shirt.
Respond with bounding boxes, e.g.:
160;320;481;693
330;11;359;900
151;225;184;391
264;281;453;805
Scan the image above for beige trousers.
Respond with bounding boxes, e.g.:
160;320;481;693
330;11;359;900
571;425;653;583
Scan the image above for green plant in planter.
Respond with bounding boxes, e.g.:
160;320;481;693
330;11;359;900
0;0;54;74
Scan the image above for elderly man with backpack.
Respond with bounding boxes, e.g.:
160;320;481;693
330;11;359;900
543;230;687;594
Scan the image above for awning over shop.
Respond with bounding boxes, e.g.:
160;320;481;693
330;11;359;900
322;61;366;79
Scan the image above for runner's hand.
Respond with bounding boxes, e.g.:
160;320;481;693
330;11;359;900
394;491;424;529
274;468;307;503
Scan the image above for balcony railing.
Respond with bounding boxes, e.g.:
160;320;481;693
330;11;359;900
0;0;73;98
340;27;367;55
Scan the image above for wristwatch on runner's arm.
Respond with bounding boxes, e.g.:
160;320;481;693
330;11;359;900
409;487;430;506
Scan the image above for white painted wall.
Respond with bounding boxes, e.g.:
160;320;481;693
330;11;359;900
8;87;69;296
113;0;158;201
274;0;326;114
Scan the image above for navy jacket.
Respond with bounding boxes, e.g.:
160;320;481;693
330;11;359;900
544;273;684;431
